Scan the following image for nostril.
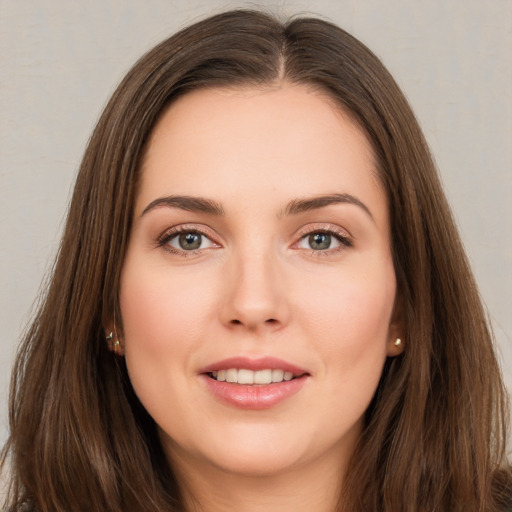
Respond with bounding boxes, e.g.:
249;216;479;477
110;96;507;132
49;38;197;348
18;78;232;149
229;318;277;326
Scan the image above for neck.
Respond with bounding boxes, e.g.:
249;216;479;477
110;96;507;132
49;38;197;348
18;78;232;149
171;449;347;512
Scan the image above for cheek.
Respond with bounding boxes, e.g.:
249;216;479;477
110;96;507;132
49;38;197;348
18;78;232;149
118;261;214;417
118;260;218;424
120;261;215;353
295;258;396;381
301;268;395;343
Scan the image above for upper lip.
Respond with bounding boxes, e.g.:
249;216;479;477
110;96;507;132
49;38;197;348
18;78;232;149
199;356;309;376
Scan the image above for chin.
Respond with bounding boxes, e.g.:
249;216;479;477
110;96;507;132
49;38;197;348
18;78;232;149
162;422;311;478
208;444;305;478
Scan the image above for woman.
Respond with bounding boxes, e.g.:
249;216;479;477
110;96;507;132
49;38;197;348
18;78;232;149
1;9;510;512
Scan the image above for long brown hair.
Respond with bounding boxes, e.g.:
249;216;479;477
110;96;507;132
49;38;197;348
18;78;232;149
2;9;510;512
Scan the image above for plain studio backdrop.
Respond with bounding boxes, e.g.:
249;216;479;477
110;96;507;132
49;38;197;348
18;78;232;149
0;0;511;447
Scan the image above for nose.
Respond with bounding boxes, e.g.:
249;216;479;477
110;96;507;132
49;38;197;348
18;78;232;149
219;250;290;332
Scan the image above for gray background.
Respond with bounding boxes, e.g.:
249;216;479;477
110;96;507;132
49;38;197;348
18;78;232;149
1;0;511;447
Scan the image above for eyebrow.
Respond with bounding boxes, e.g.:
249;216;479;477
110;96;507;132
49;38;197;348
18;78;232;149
140;193;373;221
141;195;225;217
282;193;374;221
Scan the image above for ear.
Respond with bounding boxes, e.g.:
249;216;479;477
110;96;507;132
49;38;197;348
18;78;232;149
104;323;124;356
386;295;405;357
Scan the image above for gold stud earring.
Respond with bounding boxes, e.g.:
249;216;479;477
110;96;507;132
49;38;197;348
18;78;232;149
106;330;122;355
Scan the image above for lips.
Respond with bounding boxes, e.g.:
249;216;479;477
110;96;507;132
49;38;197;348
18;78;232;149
199;356;308;375
199;357;310;409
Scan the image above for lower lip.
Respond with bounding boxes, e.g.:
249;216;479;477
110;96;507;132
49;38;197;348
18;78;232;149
201;374;308;410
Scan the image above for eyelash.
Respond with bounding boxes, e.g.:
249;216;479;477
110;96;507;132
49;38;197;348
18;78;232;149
156;225;353;257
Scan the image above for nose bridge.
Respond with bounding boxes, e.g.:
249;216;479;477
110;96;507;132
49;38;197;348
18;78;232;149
220;237;289;330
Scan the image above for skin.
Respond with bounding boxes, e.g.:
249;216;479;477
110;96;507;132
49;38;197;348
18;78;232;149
117;84;403;512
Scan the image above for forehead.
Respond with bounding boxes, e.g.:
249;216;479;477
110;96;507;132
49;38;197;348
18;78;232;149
137;84;385;219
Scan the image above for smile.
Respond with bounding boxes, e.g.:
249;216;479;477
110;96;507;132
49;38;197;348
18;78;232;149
200;357;310;409
208;368;297;385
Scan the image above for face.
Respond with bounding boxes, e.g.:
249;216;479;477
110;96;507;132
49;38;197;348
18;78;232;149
118;85;402;480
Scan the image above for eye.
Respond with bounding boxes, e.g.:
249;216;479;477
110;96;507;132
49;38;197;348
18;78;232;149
171;232;205;251
296;228;353;253
168;231;215;251
158;227;218;254
305;232;333;250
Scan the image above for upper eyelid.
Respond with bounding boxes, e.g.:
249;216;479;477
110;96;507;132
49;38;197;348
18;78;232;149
159;223;216;237
295;223;352;238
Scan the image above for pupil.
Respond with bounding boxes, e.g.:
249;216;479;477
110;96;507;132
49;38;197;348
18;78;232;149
309;233;331;250
179;232;201;250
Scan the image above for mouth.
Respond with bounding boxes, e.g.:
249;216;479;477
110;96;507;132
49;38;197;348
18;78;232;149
207;368;303;385
199;357;310;409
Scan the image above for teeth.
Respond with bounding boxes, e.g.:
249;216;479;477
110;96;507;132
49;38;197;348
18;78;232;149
254;369;272;385
210;368;298;385
226;368;238;383
271;369;284;382
238;369;254;385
